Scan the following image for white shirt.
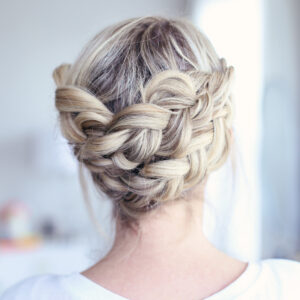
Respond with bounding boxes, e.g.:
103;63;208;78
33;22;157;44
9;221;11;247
1;258;300;300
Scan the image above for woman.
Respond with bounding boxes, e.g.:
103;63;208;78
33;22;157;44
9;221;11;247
2;16;300;300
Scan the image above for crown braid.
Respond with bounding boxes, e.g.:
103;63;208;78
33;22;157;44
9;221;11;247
53;57;234;220
53;16;235;223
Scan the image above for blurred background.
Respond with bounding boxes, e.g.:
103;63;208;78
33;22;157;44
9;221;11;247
0;0;299;294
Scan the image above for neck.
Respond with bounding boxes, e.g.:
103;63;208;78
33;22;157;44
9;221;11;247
81;182;248;300
100;182;223;264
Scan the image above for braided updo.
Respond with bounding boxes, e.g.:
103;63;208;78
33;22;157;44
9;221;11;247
52;16;235;224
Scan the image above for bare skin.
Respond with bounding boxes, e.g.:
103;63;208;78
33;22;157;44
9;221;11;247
81;181;248;300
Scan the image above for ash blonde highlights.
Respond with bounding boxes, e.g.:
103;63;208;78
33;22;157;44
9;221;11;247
52;16;235;225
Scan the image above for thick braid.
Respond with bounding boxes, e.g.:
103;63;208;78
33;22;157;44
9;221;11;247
53;57;234;220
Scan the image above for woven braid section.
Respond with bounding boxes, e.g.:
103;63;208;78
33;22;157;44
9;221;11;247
53;58;234;218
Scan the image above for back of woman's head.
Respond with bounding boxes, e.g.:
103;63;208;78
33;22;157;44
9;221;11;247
52;16;235;226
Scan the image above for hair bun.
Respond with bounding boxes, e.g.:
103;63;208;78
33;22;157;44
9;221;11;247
53;17;235;221
54;64;234;217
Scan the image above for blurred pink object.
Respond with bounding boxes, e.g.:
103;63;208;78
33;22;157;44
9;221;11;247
0;200;41;251
0;200;31;239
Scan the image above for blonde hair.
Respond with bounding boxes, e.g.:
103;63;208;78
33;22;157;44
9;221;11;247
52;16;235;226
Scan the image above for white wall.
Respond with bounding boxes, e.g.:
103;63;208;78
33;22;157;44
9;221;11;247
261;0;300;258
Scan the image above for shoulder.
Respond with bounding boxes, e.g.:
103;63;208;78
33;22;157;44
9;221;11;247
0;274;72;300
258;258;300;298
261;258;300;279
